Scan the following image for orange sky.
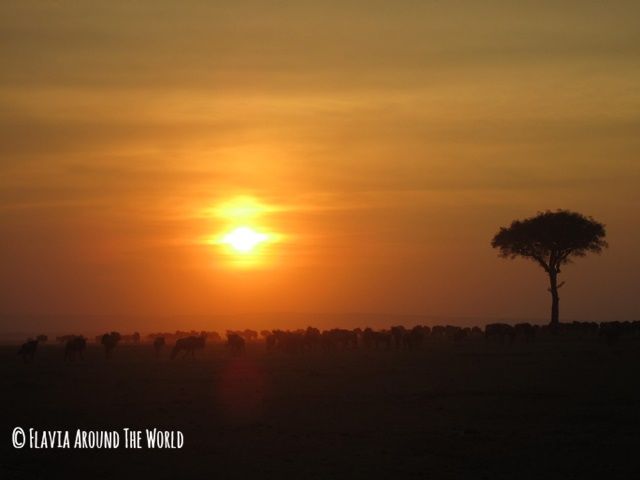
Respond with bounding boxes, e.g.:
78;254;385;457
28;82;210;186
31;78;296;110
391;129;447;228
1;1;639;332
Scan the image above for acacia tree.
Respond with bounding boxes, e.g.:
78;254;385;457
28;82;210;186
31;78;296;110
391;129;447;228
491;210;607;326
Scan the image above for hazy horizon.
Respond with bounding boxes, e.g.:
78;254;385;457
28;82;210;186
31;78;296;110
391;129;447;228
1;311;635;341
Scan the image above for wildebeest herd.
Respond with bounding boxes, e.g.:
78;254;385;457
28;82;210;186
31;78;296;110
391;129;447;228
5;319;640;480
15;320;640;363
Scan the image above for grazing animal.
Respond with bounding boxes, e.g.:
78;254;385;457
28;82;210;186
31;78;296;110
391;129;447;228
36;334;48;343
599;322;623;346
64;336;87;361
390;326;406;349
18;339;38;363
204;331;222;342
514;323;536;342
304;327;322;350
361;328;375;349
171;333;207;359
362;329;391;350
324;329;358;350
404;326;428;350
452;327;468;343
101;332;121;358
226;333;246;355
265;332;277;352
431;325;447;339
485;323;516;343
119;332;141;344
243;329;258;342
470;326;483;337
153;336;166;357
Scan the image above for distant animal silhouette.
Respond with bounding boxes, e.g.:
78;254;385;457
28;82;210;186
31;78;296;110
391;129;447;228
485;323;516;343
362;328;392;350
304;327;322;350
36;334;48;343
205;331;222;342
171;333;207;359
64;336;87;361
390;326;406;349
226;333;246;354
227;329;258;343
404;326;428;349
321;329;358;351
119;332;140;344
599;321;623;346
243;329;258;341
514;323;536;342
101;332;121;358
267;330;304;353
264;331;277;351
18;339;38;362
153;336;165;357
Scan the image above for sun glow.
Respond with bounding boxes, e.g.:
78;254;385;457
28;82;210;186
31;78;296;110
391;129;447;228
214;196;268;220
203;196;283;266
220;226;269;253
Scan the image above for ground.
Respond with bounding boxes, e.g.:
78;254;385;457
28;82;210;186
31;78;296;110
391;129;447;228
2;339;639;479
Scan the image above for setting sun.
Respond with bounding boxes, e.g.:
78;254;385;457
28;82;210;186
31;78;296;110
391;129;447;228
220;226;269;253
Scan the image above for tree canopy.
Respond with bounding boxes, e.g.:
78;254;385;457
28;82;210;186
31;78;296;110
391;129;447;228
491;210;607;275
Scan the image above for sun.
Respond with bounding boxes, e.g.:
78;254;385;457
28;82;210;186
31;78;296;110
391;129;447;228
220;226;269;253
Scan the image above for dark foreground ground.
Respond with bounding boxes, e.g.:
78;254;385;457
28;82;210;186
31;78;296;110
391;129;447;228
2;339;640;479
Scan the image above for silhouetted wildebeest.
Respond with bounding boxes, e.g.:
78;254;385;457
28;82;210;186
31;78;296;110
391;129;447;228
431;325;447;339
558;321;599;339
404;326;429;349
264;331;277;351
304;327;322;350
514;323;536;343
18;339;38;363
452;326;468;342
244;329;258;341
204;331;222;342
390;326;406;349
267;330;303;353
362;328;392;350
361;328;375;349
485;323;516;343
57;334;76;343
171;333;207;359
101;332;121;358
36;334;48;343
227;329;258;343
119;332;140;344
64;336;87;361
321;329;358;351
263;328;329;354
599;321;624;346
153;336;166;357
226;333;246;355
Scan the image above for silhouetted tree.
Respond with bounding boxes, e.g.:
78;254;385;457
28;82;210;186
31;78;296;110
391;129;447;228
491;210;607;326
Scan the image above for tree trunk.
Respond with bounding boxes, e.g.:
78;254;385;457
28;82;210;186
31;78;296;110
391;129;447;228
549;272;560;326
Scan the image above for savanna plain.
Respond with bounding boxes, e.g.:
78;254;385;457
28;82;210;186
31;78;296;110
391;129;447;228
3;337;640;479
